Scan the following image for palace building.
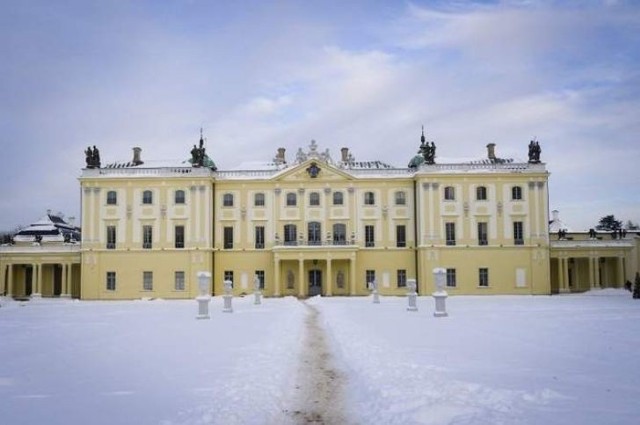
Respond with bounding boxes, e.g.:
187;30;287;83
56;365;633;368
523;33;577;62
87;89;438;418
1;133;638;299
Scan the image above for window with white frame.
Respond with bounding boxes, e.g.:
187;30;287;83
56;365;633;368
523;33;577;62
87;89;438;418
223;193;234;207
175;225;185;249
476;186;487;200
142;225;153;249
512;186;522;200
106;225;116;249
284;224;297;245
445;222;456;246
365;225;375;247
106;271;116;291
479;268;489;287
396;225;406;248
286;192;297;206
446;268;456;287
397;269;407;287
395;191;406;205
142;190;153;204
364;191;375;205
333;223;346;245
175;190;186;204
254;193;265;207
174;271;185;291
514;221;524;245
333;191;343;205
223;226;233;249
255;226;265;249
478;222;488;245
106;190;117;205
444;186;455;201
143;271;153;291
309;192;320;206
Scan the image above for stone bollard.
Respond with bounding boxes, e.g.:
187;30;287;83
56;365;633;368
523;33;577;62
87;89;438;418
432;268;448;317
223;279;233;313
196;271;212;319
253;275;262;305
370;279;380;304
406;278;418;312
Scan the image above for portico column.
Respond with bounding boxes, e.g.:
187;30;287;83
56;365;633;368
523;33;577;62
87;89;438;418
274;257;281;296
556;258;563;292
595;257;601;287
298;258;305;297
0;263;6;296
326;258;332;296
617;257;625;288
589;257;595;288
7;264;13;297
62;263;71;298
349;255;356;295
561;258;570;293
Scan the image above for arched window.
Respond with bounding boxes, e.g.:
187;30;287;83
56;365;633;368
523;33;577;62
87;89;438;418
333;191;343;205
333;223;346;245
142;190;153;204
309;192;320;206
395;191;406;205
476;186;487;201
444;186;455;201
223;193;234;207
254;193;265;207
175;190;185;204
364;191;375;205
106;190;117;205
286;192;297;206
512;186;522;200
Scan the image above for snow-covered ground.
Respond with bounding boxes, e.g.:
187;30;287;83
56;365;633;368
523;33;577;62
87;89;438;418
1;290;639;425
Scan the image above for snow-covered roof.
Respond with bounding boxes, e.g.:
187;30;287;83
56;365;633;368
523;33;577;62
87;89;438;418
549;210;572;233
14;212;80;242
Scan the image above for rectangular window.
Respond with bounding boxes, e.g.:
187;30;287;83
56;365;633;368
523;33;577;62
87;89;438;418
106;191;117;205
444;186;455;201
175;190;186;204
478;222;488;246
397;269;407;288
174;271;185;291
395;191;406;205
365;270;376;288
396;225;406;248
106;225;116;249
142;190;153;204
223;226;233;249
365;225;375;247
224;270;234;287
364;191;375;205
143;271;153;291
445;222;456;246
446;268;456;287
175;225;185;249
284;224;297;246
255;226;265;249
106;271;116;291
254;193;265;207
223;193;234;207
479;268;489;287
255;270;265;289
514;221;524;245
142;225;153;249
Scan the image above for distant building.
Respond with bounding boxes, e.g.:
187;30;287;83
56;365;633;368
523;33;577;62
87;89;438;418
1;133;638;299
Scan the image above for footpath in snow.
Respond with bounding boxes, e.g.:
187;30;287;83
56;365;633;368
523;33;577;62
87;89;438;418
2;290;640;425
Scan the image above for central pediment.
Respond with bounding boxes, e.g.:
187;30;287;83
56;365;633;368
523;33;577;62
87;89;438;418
273;159;355;182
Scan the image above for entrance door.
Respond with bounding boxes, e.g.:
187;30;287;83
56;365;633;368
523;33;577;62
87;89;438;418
308;270;322;296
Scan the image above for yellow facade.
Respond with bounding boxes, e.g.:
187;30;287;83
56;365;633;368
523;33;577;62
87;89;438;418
4;140;638;300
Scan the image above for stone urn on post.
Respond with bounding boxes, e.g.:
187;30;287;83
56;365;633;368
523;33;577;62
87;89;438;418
253;274;262;305
432;268;448;317
195;271;211;319
406;278;418;312
223;279;233;313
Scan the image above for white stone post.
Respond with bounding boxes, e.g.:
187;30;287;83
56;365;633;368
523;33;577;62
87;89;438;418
406;278;418;312
196;271;211;319
370;279;380;304
223;279;233;313
253;275;262;305
432;268;448;317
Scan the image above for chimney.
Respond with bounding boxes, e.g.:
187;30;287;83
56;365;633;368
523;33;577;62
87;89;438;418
341;147;349;162
277;147;286;164
486;143;496;161
132;147;143;166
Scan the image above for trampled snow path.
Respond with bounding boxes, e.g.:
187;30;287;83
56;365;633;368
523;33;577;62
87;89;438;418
283;302;350;424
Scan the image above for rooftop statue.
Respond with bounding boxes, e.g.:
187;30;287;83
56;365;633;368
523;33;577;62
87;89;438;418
528;140;542;163
84;145;101;169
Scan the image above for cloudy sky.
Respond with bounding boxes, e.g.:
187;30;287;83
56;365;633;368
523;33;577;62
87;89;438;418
1;0;638;231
